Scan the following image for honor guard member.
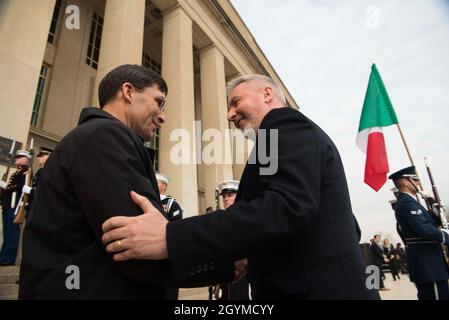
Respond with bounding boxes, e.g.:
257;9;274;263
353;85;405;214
390;187;406;244
0;150;31;265
389;166;449;300
22;147;52;217
210;180;251;300
156;173;183;300
156;173;183;221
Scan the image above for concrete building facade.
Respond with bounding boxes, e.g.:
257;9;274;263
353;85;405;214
0;0;298;217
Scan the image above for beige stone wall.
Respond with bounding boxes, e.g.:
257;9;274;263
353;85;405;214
41;0;103;137
0;0;56;144
0;0;299;218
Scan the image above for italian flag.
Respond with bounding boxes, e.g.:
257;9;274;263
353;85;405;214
357;64;398;191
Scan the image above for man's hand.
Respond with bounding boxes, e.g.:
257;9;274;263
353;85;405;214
101;191;169;261
0;180;7;189
22;185;32;194
420;190;433;199
213;284;222;300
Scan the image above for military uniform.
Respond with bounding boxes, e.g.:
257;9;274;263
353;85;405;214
209;180;252;300
156;173;183;300
27;168;41;215
0;163;28;265
27;147;52;217
160;195;183;221
390;166;449;300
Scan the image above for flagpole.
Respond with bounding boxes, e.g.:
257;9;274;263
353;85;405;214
395;124;415;167
395;124;425;193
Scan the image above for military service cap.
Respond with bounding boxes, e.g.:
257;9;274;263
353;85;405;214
156;173;170;185
15;150;31;159
37;147;52;157
218;180;239;195
388;166;419;181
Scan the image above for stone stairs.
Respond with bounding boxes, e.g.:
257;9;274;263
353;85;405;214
0;265;19;300
179;287;209;300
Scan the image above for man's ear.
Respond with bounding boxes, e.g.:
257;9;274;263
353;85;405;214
263;86;274;103
122;82;134;104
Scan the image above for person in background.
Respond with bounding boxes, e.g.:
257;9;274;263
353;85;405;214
209;180;251;300
22;147;52;218
383;239;400;281
0;150;31;265
156;172;183;300
389;166;449;300
396;243;407;274
156;173;183;221
371;234;389;291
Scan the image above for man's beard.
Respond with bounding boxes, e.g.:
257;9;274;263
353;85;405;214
242;126;257;142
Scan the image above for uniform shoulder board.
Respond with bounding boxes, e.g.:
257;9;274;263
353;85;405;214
410;209;422;215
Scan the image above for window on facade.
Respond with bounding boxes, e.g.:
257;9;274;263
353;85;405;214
30;65;49;127
142;52;162;75
47;0;62;44
86;13;103;70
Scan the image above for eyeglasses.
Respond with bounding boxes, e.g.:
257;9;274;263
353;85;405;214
142;90;166;110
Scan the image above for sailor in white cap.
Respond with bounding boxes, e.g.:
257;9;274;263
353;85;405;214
21;147;53;215
156;173;183;221
218;180;239;209
155;173;183;300
0;149;31;265
211;179;250;301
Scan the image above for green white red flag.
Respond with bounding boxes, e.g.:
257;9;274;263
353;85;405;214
357;64;399;191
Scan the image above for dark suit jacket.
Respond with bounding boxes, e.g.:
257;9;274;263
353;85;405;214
167;107;379;300
370;243;385;266
19;108;233;300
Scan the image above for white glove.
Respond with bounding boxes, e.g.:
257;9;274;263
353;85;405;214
420;190;433;199
22;185;32;194
0;180;7;189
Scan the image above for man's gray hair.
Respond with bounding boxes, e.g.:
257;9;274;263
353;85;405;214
226;74;287;105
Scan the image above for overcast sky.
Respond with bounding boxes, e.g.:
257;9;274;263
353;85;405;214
231;0;449;243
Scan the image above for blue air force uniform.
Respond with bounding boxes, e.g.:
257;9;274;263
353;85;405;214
389;166;449;300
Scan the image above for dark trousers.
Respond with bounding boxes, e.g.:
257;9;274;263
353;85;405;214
0;208;20;264
416;281;449;300
376;263;385;288
389;260;400;280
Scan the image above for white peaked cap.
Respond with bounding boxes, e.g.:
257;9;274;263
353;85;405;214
15;149;31;159
156;173;170;185
218;180;239;194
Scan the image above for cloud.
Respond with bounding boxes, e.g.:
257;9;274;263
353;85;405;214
231;0;449;243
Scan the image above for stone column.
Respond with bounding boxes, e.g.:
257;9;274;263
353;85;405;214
159;7;198;217
159;6;199;218
0;0;56;144
200;45;234;209
91;0;145;106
